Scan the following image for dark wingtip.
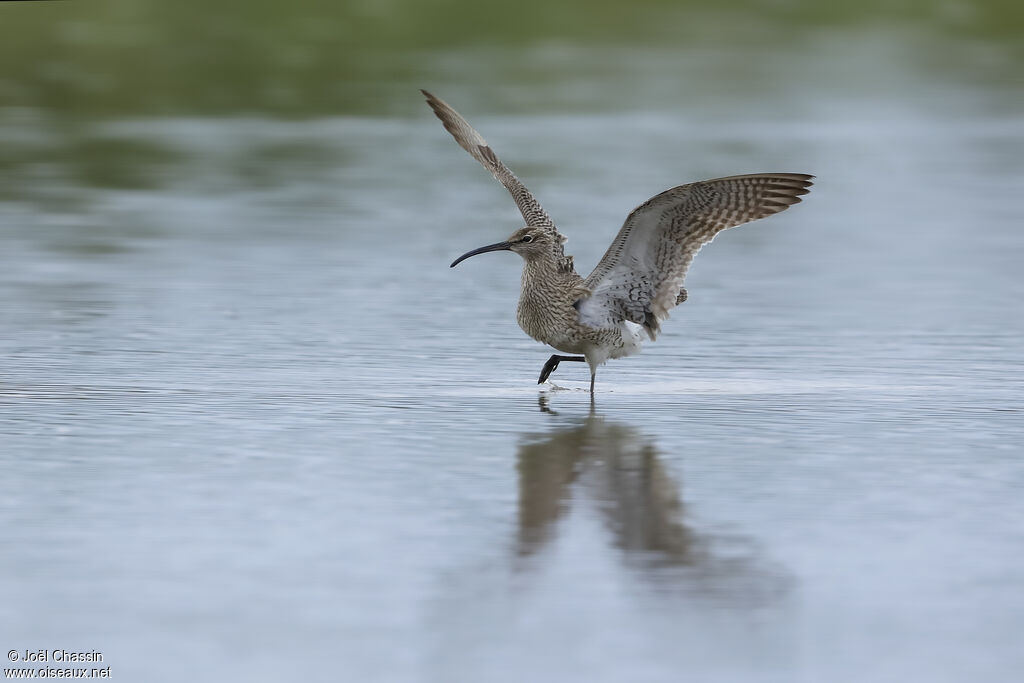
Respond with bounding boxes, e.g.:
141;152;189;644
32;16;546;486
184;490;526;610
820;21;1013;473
421;90;449;127
420;89;440;111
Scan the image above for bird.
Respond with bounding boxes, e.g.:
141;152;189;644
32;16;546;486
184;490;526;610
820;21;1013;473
423;89;813;393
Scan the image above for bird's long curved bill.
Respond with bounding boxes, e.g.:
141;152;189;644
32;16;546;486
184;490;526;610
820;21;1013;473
450;241;512;268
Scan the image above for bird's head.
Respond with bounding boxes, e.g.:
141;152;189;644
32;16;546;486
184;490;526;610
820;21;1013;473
450;226;552;267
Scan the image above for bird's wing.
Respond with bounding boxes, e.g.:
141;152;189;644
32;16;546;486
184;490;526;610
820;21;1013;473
578;173;813;338
421;90;571;265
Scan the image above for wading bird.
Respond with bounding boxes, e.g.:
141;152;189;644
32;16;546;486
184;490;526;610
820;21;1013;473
424;90;812;393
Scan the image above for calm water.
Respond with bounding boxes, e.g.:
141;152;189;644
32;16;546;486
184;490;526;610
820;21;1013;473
2;5;1024;682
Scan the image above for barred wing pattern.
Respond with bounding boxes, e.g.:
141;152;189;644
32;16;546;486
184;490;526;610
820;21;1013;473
421;90;570;265
578;173;813;339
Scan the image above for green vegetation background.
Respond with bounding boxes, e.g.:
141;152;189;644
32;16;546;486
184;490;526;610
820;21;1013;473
2;0;1022;117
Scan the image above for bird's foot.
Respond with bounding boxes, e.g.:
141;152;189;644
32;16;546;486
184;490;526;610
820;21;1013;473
538;355;561;384
538;354;586;384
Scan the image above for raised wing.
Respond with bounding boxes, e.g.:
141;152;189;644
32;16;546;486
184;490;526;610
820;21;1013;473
578;173;813;338
421;90;570;265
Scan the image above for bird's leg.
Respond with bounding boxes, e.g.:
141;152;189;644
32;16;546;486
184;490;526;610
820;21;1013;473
538;354;586;384
589;370;596;394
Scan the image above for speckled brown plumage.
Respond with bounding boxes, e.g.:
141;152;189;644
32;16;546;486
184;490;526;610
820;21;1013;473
423;89;813;392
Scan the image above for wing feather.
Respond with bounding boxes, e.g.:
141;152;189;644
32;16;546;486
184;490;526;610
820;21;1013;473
578;173;813;338
421;90;570;264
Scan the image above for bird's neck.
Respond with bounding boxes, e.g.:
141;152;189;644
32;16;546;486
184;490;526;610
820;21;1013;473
520;259;556;296
520;252;576;292
519;253;584;319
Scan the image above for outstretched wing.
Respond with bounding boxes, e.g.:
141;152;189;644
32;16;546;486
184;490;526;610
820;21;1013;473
421;90;570;264
577;173;813;338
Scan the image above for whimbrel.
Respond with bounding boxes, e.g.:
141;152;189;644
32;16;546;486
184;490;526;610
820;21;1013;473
423;90;813;393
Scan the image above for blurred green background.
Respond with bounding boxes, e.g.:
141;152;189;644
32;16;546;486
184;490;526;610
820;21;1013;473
2;0;1022;118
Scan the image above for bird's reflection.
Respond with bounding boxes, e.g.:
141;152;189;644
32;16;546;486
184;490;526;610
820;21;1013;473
519;397;698;566
515;396;786;598
422;398;792;678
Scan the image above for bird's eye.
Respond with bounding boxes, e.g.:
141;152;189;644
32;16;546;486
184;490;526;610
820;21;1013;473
522;235;534;243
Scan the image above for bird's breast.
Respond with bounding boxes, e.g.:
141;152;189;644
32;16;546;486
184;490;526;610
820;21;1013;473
516;269;586;352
